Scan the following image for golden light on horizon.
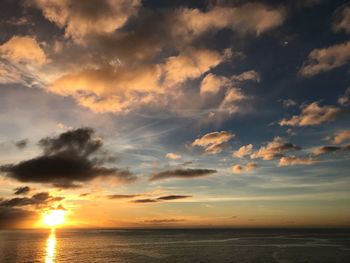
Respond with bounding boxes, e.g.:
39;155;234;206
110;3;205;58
43;210;66;228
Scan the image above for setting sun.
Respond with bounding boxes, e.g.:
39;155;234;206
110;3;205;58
43;210;66;227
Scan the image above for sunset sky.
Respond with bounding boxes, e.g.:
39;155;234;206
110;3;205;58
0;0;350;229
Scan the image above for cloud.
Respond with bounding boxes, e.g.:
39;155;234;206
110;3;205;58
0;128;136;188
13;186;31;195
279;102;341;126
219;88;248;114
107;194;139;199
200;70;259;95
0;207;36;229
133;194;192;203
312;145;346;156
49;64;162;113
150;168;217;181
251;137;301;160
282;99;297;108
231;162;257;174
0;36;46;65
163;48;230;86
333;6;350;34
279;156;317;166
166;153;182;160
0;63;23;84
233;144;253;158
330;130;350;144
338;87;350;106
192;131;234;154
15;139;28;150
299;41;350;76
200;73;231;95
27;0;141;43
132;198;158;203
176;3;285;37
156;195;192;201
231;70;260;83
0;192;63;207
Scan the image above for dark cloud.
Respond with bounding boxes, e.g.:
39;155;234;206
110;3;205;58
13;186;31;195
132;198;158;203
313;145;350;156
0;192;63;207
132;195;192;203
107;194;139;199
0;128;136;188
156;195;192;201
0;207;36;229
150;168;217;181
15;139;28;149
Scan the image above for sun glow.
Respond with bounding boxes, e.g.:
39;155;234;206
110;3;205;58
43;210;66;227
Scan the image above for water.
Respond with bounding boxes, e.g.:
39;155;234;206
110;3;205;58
1;229;350;262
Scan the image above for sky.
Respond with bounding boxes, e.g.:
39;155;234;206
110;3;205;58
0;0;350;229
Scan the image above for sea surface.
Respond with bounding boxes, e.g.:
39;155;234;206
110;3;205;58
1;228;350;263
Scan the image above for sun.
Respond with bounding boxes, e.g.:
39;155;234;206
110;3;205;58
43;210;66;227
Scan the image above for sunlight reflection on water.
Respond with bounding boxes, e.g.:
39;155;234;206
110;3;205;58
45;229;56;263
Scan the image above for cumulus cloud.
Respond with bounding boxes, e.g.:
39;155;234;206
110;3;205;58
175;3;285;38
279;102;341;126
330;129;350;144
233;144;253;158
200;73;231;95
279;156;317;166
192;131;234;154
150;168;217;181
299;41;350;76
333;6;350;34
15;139;28;150
231;70;260;83
163;48;230;86
338;87;350;106
200;70;258;96
251;137;301;160
0;36;46;65
13;186;31;195
0;128;136;188
231;162;257;174
219;88;248;114
107;194;139;199
27;0;141;43
166;153;182;160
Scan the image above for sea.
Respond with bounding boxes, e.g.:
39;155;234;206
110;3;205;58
1;228;350;263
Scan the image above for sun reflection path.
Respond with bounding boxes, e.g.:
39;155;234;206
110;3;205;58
45;228;56;263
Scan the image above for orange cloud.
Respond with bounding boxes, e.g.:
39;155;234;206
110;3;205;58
279;102;341;126
0;36;46;65
165;153;182;160
251;137;301;161
299;41;350;76
279;156;316;166
233;144;253;158
28;0;141;43
231;162;257;174
192;131;234;154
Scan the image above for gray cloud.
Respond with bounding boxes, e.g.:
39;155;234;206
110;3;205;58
150;168;217;181
13;186;31;195
0;128;136;188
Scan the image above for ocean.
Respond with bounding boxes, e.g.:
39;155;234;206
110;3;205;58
1;229;350;262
